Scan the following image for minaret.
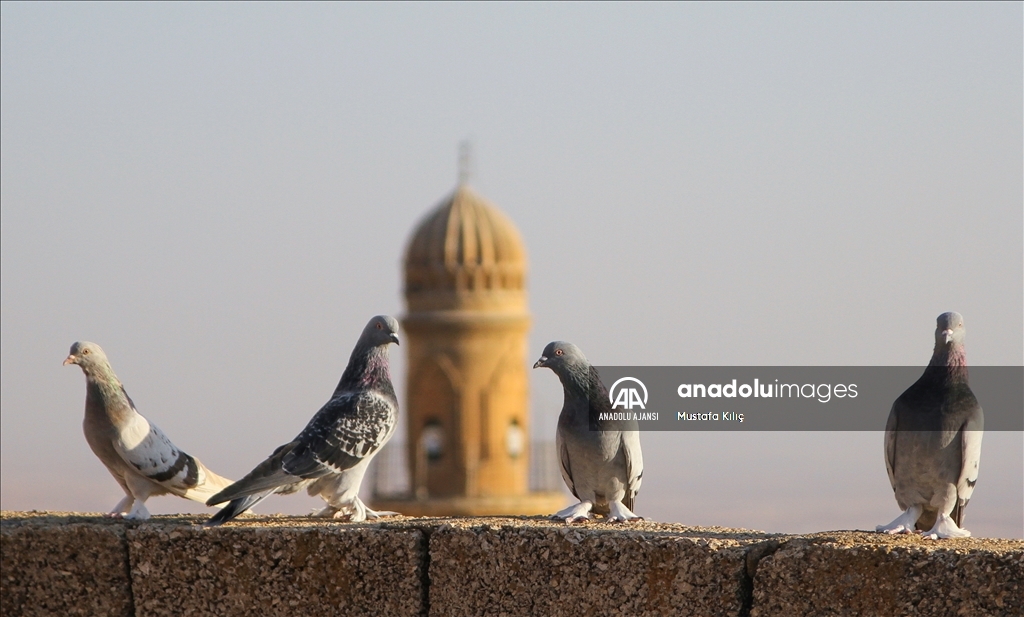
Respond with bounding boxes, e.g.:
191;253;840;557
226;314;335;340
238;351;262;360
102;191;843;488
372;149;564;516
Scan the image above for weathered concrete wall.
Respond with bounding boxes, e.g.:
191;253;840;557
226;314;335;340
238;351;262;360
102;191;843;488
1;516;133;617
2;511;1021;617
750;532;1024;617
427;520;762;616
126;523;425;617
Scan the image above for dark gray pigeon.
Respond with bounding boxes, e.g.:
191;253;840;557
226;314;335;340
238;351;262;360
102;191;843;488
877;312;983;539
64;342;235;519
534;341;643;523
205;315;400;526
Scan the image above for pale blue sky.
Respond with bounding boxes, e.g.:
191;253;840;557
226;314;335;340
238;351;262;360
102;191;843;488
2;3;1021;536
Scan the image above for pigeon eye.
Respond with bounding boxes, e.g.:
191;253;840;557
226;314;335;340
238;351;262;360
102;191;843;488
376;323;382;330
555;349;563;356
82;349;90;355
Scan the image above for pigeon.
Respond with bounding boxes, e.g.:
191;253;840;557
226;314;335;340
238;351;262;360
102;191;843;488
534;341;643;523
205;315;400;526
877;312;984;539
64;341;235;520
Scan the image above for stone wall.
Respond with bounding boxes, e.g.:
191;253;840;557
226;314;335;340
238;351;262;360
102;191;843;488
2;512;1021;617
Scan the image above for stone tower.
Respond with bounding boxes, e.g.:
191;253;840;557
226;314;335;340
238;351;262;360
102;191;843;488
372;181;564;516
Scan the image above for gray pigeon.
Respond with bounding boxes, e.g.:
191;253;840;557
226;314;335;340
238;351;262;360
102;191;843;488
64;341;235;520
534;341;643;523
877;312;983;539
205;315;400;526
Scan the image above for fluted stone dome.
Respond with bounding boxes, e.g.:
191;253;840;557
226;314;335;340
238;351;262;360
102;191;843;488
404;185;527;312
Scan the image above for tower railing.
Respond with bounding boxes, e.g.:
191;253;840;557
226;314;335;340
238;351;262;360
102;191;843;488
368;440;564;499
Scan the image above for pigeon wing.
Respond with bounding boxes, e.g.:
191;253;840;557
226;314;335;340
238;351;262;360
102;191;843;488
621;431;643;511
206;441;306;505
112;398;203;496
555;429;579;500
953;403;984;525
282;391;397;478
883;401;899;491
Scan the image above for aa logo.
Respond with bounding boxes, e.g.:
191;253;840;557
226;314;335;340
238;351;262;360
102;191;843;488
609;377;648;410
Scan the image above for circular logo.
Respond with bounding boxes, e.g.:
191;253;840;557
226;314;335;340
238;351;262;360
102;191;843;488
608;376;648;408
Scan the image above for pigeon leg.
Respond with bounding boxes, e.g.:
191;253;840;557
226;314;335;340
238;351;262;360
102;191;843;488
876;504;923;534
121;474;160;520
606;500;643;523
553;501;594;523
106;495;134;518
920;512;971;539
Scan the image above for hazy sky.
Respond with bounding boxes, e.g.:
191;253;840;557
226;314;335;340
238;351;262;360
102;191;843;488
2;3;1021;537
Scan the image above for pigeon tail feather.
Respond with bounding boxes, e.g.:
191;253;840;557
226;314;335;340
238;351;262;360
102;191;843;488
204;492;272;527
205;467;297;506
178;461;235;503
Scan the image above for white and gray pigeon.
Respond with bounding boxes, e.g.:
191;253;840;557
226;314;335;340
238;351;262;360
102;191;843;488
64;341;235;520
205;315;401;526
877;312;984;539
534;341;643;523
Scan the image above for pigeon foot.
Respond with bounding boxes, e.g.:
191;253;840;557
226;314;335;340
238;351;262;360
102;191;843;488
318;498;395;523
313;505;340;518
107;496;133;517
124;501;151;520
920;512;971;539
606;501;642;523
312;505;356;520
311;505;358;521
876;505;922;534
553;501;594;523
364;508;399;520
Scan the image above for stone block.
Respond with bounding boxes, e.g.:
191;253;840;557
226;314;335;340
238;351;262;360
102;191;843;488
750;532;1024;617
1;513;133;617
426;518;773;617
126;517;425;617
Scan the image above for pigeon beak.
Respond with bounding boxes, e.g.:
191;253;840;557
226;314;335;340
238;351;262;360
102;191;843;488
390;333;400;346
533;356;548;369
942;329;954;344
63;354;77;366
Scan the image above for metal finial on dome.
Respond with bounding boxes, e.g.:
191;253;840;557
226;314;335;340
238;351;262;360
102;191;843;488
458;140;472;185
